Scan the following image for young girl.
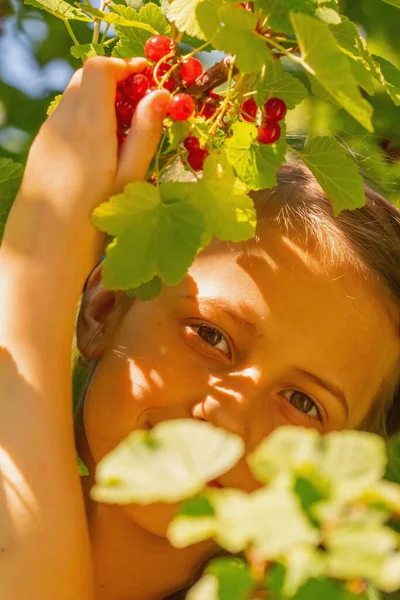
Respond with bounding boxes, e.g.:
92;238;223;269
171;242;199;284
1;56;400;600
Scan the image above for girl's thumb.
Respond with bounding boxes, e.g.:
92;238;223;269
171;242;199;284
115;88;171;191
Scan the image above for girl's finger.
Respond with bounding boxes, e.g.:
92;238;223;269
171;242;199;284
76;56;148;124
48;68;83;123
114;88;171;191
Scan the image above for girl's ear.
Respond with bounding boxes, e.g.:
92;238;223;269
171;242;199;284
76;263;127;359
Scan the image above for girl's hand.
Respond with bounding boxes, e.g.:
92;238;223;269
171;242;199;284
18;56;171;222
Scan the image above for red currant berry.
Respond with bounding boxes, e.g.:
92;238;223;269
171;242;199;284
168;93;195;121
143;65;155;85
209;90;222;101
124;73;149;102
144;35;173;63
241;97;258;122
115;100;136;127
180;58;203;85
197;101;217;119
154;62;174;90
183;135;200;151
188;148;209;171
257;120;281;144
264;97;287;121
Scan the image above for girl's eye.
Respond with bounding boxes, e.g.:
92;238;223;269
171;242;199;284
191;324;231;356
282;390;320;419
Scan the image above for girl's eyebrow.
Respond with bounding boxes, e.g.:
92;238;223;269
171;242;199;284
292;368;349;418
173;293;262;337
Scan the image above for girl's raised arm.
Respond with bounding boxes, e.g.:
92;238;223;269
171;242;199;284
0;57;170;600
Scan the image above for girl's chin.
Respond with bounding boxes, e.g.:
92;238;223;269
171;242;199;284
122;501;181;538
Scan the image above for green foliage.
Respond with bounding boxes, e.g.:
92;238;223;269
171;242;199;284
294;136;366;215
290;12;374;131
77;454;89;476
24;0;91;21
91;419;245;504
226;121;287;190
93;421;400;597
111;2;170;58
0;158;24;241
256;60;309;109
46;94;63;115
70;43;105;59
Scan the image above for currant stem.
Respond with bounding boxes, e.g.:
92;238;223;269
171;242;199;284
182;41;211;60
100;23;111;44
64;19;79;46
255;31;304;66
103;35;118;47
209;58;236;135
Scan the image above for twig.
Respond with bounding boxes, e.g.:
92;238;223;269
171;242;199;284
185;55;239;100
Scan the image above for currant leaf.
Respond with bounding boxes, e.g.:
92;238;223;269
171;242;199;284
91;182;205;289
186;150;256;242
205;5;272;73
256;59;308;110
382;0;400;6
167;0;208;40
24;0;91;21
111;2;170;58
70;43;105;60
225;121;286;191
0;158;24;243
291;12;374;131
125;275;162;301
373;55;400;106
91;419;245;504
206;558;256;600
46;93;62;116
295;136;365;215
330;16;377;95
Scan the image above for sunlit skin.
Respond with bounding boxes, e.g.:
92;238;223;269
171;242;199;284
76;220;400;599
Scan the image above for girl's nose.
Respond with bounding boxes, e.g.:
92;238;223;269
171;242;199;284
190;367;263;443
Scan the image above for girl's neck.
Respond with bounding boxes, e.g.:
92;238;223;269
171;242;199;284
75;422;216;600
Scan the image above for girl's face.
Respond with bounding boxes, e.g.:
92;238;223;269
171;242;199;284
79;222;400;534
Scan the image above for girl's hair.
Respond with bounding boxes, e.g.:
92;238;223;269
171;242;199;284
250;161;400;438
78;160;400;437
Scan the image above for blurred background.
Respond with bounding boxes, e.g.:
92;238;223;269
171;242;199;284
1;0;400;488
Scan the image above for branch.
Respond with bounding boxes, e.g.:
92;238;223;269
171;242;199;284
185;55;239;100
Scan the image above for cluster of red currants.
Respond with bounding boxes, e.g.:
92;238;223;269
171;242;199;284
240;96;287;144
115;34;203;145
114;34;288;169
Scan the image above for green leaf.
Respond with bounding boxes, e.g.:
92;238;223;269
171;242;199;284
283;547;326;597
255;0;294;35
185;150;257;242
295;136;365;215
167;0;207;39
330;17;377;95
125;275;162;301
77;454;89;476
290;12;373;131
162;119;191;153
0;158;24;242
225;121;287;191
382;0;400;7
46;93;63;116
207;557;256;600
112;2;170;58
248;426;321;483
326;521;399;590
179;493;215;517
373;55;400;106
24;0;91;21
187;574;219;600
92;181;205;289
319;430;387;502
70;43;105;59
91;419;245;504
208;5;272;73
256;60;308;109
